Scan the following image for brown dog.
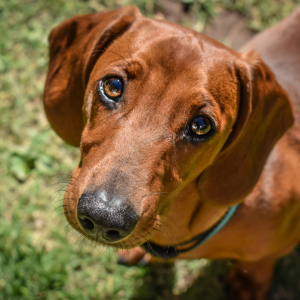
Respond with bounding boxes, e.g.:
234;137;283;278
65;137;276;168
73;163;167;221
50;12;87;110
44;6;300;299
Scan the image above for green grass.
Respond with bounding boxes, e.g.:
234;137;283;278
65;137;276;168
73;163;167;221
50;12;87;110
191;0;300;31
1;0;300;299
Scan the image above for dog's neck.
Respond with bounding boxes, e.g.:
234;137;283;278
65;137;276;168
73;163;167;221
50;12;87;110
151;179;228;246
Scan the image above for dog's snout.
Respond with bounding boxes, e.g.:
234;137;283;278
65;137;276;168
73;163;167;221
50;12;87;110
77;190;138;242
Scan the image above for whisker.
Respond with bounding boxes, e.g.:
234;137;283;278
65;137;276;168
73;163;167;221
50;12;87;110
54;174;77;181
155;223;172;239
153;228;169;242
133;234;143;247
54;204;70;210
54;210;75;220
155;219;178;240
155;211;181;234
98;245;109;260
47;185;70;203
140;231;152;244
44;181;73;196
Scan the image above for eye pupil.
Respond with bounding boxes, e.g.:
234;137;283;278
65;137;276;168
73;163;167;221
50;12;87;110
103;78;122;98
190;116;212;135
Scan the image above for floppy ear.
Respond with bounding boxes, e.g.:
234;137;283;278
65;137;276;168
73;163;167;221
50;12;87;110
44;6;141;146
198;51;294;206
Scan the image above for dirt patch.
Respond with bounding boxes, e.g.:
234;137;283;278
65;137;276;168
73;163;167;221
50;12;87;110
204;10;256;50
154;0;257;51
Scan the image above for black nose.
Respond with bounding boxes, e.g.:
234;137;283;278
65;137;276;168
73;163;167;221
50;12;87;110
77;190;138;242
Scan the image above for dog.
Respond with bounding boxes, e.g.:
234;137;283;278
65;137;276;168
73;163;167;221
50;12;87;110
44;6;300;299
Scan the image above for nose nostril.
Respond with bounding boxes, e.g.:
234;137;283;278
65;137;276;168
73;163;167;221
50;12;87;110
78;191;138;242
105;230;122;241
79;217;95;231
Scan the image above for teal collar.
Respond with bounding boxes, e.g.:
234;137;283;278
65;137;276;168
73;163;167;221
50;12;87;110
141;204;240;259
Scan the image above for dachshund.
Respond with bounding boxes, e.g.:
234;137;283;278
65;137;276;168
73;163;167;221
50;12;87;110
44;6;300;299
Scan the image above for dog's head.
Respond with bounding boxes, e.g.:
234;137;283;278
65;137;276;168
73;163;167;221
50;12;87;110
44;6;293;248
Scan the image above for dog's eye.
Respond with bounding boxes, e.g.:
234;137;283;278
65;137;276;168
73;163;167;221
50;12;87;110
102;78;123;99
189;116;212;136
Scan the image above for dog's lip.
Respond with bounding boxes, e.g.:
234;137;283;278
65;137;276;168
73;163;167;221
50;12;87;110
76;216;153;248
88;236;140;248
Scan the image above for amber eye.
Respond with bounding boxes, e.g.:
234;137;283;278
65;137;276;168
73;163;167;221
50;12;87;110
103;78;123;99
189;116;212;136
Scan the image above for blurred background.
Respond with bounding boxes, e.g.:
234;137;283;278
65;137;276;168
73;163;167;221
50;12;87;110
1;0;300;299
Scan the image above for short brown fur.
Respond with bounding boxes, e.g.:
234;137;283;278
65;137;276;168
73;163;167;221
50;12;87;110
44;6;300;299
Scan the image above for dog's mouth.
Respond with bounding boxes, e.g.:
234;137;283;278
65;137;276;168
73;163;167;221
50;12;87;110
74;213;157;249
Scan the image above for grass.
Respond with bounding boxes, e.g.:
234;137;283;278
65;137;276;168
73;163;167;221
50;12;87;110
1;0;300;299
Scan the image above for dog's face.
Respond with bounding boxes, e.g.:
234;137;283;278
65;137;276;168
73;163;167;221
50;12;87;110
67;27;238;247
44;7;293;248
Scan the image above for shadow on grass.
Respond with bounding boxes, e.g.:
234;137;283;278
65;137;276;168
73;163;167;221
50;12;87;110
130;244;300;300
130;260;229;300
130;263;176;300
269;245;300;300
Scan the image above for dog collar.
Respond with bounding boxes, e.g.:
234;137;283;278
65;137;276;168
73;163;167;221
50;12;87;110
141;204;240;259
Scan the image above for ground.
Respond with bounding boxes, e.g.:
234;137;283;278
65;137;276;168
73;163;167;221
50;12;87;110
1;0;300;299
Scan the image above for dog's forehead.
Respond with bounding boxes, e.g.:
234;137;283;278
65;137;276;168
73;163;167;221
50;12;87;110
128;17;237;69
126;18;238;105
